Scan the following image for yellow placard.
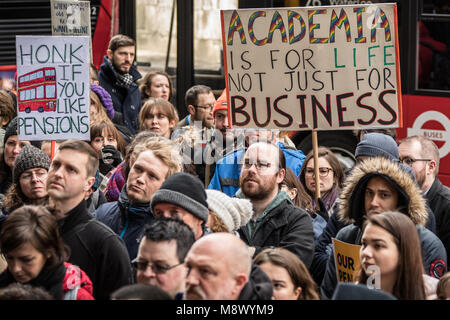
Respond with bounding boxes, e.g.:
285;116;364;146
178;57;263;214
332;238;361;283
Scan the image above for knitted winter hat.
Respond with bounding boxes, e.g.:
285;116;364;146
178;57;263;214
206;189;253;232
355;132;399;161
90;83;115;119
212;89;228;118
151;172;209;222
4;117;18;145
13;144;51;183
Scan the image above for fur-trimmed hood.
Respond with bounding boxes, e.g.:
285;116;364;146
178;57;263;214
338;157;428;226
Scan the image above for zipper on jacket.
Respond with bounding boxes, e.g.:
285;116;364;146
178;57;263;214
120;211;129;239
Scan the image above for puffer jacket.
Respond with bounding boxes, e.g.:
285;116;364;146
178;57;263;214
320;157;447;299
98;56;142;135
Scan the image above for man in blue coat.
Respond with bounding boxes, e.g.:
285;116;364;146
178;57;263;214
98;34;142;135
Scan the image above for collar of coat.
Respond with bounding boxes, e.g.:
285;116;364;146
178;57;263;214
338;157;428;227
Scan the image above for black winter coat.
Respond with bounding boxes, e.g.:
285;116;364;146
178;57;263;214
59;200;133;300
238;264;273;300
426;177;450;260
238;197;315;268
98;56;142;135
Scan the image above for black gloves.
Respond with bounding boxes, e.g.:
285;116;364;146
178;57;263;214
99;145;122;175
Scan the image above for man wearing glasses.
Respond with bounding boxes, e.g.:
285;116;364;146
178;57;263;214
399;135;450;261
133;218;195;299
173;85;217;186
178;85;216;129
236;141;315;267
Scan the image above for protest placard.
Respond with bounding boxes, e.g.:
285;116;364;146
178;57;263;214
333;238;362;283
221;3;402;130
51;0;91;36
15;35;90;141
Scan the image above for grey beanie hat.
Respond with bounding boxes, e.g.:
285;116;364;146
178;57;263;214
151;172;209;222
13;144;51;183
355;132;399;161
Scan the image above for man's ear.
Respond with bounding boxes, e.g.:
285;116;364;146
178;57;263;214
232;273;248;297
427;159;437;176
187;104;196;116
85;176;96;192
106;49;113;61
277;168;286;184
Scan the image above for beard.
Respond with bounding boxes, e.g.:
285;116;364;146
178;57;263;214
415;166;426;189
240;172;278;200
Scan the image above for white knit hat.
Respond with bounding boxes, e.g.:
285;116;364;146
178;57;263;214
206;189;253;232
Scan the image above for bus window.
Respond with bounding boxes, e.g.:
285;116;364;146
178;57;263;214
417;19;450;90
36;86;44;99
29;89;35;100
46;85;55;98
20;90;25;101
37;71;43;78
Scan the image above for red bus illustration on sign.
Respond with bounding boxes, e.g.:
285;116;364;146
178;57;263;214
17;67;57;113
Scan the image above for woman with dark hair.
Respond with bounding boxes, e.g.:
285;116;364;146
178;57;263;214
299;146;344;216
0;205;94;300
139;71;173;104
254;247;320;300
90;121;126;176
281;167;304;208
138;98;179;139
358;211;426;299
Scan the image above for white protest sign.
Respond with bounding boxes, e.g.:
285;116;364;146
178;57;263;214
16;35;90;141
221;4;402;130
51;0;91;36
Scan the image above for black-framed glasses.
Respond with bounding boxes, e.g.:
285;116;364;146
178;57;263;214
131;258;183;274
241;159;273;171
399;157;431;166
194;104;214;112
305;167;333;177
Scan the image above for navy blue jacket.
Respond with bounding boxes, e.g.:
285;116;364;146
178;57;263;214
94;186;153;260
98;56;142;135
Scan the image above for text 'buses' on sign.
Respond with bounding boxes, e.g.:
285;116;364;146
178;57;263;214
16;35;90;141
221;4;402;130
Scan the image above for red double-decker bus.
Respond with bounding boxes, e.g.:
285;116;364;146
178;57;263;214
17;67;57;113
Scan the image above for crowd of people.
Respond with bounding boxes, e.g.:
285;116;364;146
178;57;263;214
0;34;449;301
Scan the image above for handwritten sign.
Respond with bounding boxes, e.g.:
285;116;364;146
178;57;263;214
220;4;402;130
333;238;361;283
16;35;90;141
51;0;91;36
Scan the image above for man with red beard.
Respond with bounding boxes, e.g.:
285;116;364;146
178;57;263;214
236;141;315;268
399;135;450;261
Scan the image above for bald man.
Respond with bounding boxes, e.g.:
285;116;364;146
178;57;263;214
184;233;272;300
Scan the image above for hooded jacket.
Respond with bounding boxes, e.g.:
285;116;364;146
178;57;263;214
320;157;447;299
238;264;273;300
98;56;142;135
94;185;154;260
